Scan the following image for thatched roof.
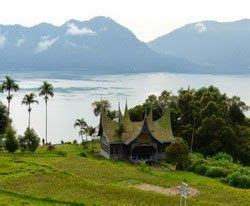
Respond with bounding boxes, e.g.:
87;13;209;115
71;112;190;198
99;104;176;144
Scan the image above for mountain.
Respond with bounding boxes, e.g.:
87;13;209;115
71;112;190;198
0;16;200;74
148;19;250;74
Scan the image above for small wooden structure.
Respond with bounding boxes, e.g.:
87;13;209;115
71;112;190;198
98;102;176;162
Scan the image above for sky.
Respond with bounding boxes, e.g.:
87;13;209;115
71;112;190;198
0;0;250;41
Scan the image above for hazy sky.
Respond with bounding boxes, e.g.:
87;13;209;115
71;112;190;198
0;0;249;41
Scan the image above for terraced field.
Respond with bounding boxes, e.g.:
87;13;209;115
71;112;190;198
0;144;249;205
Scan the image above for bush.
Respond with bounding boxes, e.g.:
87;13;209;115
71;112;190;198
61;140;64;144
56;151;67;157
213;152;233;162
19;128;40;152
78;151;87;157
194;164;208;175
205;166;229;178
4;127;18;153
73;140;78;144
166;138;189;170
226;172;250;188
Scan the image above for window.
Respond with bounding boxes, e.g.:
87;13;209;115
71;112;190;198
111;146;119;155
158;145;165;153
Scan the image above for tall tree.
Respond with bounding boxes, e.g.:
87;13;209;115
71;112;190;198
74;118;88;143
1;76;19;117
38;81;54;144
22;93;39;128
0;102;9;134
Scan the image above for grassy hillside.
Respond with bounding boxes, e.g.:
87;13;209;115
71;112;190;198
0;143;249;206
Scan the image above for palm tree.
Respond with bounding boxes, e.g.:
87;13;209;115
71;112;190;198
92;99;111;117
1;76;19;117
22;93;39;128
74;119;88;144
38;81;54;144
87;126;97;152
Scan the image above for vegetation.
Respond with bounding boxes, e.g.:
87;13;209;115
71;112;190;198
0;102;9;135
0;76;249;205
0;76;19;116
166;138;189;170
74;118;88;144
4;126;18;153
21;93;39;128
190;152;250;188
19;128;40;152
0;143;249;205
128;86;250;165
38;81;54;144
86;126;97;152
92;99;117;119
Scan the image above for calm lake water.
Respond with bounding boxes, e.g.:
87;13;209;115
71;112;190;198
0;71;249;143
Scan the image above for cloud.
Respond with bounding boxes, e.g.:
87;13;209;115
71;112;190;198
35;36;59;53
66;23;96;36
195;22;207;33
16;38;25;47
0;34;6;48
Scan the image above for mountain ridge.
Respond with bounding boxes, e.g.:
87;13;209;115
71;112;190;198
148;19;250;74
0;16;202;74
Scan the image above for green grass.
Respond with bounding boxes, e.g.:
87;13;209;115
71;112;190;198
0;143;249;205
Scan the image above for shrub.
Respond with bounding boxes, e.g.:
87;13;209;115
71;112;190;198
226;172;250;188
166;138;189;170
194;164;208;175
213;152;233;162
73;140;78;144
205;166;229;178
4;127;18;153
78;151;87;157
19;128;40;152
61;140;64;144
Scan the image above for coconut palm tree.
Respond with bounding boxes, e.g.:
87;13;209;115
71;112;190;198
92;99;111;117
38;81;54;144
74;118;88;144
1;76;19;117
22;93;39;129
87;126;97;152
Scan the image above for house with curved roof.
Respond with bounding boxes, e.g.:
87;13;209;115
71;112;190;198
98;102;176;162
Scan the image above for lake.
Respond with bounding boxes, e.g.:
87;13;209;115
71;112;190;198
0;71;249;143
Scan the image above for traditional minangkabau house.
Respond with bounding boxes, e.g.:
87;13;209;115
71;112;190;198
98;102;176;162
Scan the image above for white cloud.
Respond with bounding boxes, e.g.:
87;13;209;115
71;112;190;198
16;37;25;47
35;36;59;53
66;23;96;36
0;34;6;48
195;22;208;33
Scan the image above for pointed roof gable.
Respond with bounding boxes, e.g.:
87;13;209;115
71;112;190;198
146;107;175;143
99;102;175;144
118;101;123;123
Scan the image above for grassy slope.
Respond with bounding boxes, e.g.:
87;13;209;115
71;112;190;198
0;143;249;206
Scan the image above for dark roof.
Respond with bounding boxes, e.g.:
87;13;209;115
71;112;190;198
99;104;176;144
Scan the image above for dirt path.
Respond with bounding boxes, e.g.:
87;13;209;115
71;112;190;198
134;183;199;197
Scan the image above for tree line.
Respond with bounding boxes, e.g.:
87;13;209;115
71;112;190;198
0;76;54;152
93;86;250;165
